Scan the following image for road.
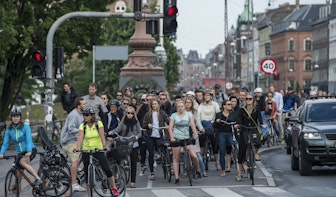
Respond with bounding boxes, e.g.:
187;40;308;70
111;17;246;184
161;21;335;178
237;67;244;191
2;144;334;196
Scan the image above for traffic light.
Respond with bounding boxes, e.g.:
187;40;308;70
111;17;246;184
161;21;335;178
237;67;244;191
54;46;64;79
163;0;178;35
31;50;46;79
273;72;280;80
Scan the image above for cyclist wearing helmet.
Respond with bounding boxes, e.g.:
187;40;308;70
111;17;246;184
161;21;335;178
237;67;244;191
196;89;221;170
0;107;42;187
74;106;120;196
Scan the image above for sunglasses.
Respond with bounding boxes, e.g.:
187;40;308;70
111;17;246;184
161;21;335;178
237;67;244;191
127;112;134;115
246;98;253;101
116;94;122;97
83;114;92;117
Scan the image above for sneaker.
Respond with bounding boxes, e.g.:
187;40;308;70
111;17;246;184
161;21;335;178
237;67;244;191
72;183;86;192
112;188;120;196
32;179;42;188
255;154;261;161
154;161;157;167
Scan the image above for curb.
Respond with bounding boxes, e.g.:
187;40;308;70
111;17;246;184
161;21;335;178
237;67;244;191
257;145;284;187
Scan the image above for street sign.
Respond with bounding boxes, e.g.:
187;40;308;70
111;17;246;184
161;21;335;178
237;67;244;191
226;82;233;89
260;58;277;74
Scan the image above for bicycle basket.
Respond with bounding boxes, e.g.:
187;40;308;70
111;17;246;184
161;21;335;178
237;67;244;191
41;149;63;167
109;140;132;161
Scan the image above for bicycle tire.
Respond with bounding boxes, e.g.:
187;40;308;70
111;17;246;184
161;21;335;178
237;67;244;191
121;159;131;184
248;146;255;185
5;169;19;197
165;148;172;182
40;167;71;197
162;153;167;180
232;144;239;172
203;138;209;171
93;165;114;197
111;164;126;196
185;151;193;186
88;165;94;197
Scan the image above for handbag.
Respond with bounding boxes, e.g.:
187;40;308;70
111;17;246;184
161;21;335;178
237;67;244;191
201;120;214;135
242;107;263;143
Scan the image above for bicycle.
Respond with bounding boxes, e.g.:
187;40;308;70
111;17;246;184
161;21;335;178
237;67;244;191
176;138;197;186
202;134;213;171
77;149;118;197
152;126;172;182
238;125;258;185
265;117;278;146
220;120;238;172
3;154;71;197
109;132;136;185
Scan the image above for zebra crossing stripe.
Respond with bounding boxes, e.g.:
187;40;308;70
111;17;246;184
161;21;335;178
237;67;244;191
152;189;186;197
201;188;243;197
303;187;336;196
252;187;293;196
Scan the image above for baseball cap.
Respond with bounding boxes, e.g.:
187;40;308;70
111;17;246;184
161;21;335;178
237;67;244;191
214;84;221;89
186;91;195;97
141;94;147;100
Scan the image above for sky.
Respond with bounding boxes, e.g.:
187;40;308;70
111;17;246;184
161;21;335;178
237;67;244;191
175;0;328;57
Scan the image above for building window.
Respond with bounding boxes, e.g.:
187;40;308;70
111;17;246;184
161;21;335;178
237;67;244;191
289;80;294;88
305;39;312;51
289;59;295;72
265;42;271;56
304;80;311;87
304;59;312;71
289;38;295;52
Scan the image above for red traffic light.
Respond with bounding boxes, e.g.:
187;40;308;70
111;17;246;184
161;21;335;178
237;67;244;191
273;72;279;77
167;6;178;16
33;51;44;62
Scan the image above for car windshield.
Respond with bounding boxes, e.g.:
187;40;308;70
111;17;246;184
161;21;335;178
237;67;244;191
306;103;336;122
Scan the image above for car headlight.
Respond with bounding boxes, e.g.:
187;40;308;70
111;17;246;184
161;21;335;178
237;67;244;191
303;132;322;139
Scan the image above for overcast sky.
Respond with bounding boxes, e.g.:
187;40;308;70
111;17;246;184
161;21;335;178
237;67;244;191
175;0;328;57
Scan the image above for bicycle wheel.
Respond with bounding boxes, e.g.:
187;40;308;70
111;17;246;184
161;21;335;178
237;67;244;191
93;165;114;197
121;159;130;184
247;146;255;185
185;151;193;186
111;164;126;196
232;144;239;172
165;148;172;182
5;170;19;197
203;139;209;171
40;167;71;197
161;153;167;180
88;165;94;197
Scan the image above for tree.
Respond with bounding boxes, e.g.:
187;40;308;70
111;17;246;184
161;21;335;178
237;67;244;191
0;0;112;120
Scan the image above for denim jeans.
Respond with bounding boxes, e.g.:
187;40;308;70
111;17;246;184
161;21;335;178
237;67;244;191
217;132;233;170
145;137;162;173
196;152;206;173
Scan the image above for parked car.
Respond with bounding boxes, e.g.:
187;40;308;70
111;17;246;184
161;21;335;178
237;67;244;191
284;106;303;154
288;98;336;176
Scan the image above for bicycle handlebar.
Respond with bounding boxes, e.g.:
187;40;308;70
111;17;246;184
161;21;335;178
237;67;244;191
220;120;236;125
76;149;105;154
108;132;136;141
238;125;257;130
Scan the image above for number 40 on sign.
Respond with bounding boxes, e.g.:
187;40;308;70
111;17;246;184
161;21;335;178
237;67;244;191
260;58;277;74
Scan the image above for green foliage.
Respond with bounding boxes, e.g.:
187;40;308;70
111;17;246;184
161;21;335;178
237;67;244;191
164;36;181;91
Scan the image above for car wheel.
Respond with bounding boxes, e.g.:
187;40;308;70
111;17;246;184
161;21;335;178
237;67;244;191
299;148;312;176
291;147;299;171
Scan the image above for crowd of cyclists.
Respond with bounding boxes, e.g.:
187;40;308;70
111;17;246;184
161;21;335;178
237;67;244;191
1;81;320;196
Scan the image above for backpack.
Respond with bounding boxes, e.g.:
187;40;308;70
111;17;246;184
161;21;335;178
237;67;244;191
83;121;99;135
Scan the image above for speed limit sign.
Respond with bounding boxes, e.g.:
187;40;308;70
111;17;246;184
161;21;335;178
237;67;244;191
260;58;277;74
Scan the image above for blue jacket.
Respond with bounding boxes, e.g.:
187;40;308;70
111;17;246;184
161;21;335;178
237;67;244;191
0;123;36;155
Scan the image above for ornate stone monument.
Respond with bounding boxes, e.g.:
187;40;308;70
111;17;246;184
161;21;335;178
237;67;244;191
119;4;166;96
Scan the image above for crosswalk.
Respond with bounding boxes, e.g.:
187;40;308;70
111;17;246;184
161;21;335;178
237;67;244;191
125;186;297;197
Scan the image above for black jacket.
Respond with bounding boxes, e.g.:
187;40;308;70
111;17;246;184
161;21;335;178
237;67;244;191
60;87;79;113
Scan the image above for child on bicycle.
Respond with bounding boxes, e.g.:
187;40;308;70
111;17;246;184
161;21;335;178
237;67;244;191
0;108;42;187
73;106;119;196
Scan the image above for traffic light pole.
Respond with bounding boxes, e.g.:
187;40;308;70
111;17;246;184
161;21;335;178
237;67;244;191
45;11;162;139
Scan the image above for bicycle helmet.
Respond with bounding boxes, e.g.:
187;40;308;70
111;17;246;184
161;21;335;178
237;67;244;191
254;87;263;93
109;99;121;107
11;107;22;116
82;106;95;115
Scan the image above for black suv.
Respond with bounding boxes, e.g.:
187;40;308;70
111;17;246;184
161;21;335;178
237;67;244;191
288;98;336;176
